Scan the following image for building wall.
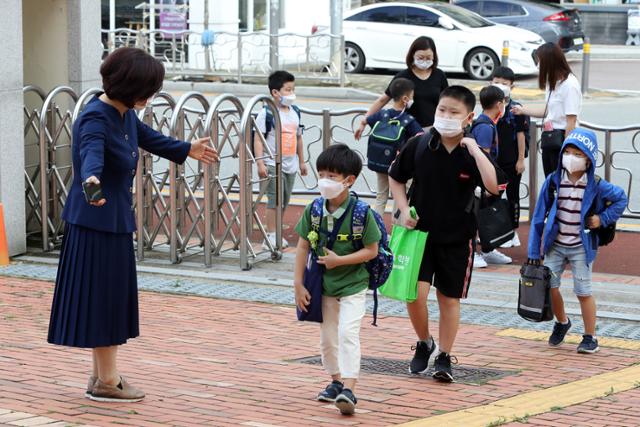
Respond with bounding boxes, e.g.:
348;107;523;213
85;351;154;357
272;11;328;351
22;0;69;92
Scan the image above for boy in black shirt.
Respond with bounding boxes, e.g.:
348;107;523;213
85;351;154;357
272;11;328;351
388;86;506;382
492;66;530;248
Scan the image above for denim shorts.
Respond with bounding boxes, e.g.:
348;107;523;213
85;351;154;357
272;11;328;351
544;244;593;296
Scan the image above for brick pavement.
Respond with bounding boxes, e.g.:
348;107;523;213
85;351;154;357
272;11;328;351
1;275;640;426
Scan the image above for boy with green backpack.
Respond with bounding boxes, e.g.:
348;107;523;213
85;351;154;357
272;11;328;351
355;78;423;216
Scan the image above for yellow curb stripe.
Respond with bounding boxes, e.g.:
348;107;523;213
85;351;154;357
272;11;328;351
496;328;640;350
395;365;640;427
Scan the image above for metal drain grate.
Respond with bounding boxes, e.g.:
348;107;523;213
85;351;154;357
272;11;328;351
292;356;517;385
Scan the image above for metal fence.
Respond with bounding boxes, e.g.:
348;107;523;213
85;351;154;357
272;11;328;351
101;29;346;86
23;86;639;269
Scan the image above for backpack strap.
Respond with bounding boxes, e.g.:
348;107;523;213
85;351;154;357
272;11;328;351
264;104;304;136
263;106;275;137
310;197;324;233
348;199;369;250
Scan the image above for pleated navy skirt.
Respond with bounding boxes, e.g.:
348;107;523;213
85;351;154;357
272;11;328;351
48;223;139;348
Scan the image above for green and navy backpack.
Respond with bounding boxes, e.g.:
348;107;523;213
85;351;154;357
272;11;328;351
309;194;393;325
367;110;416;173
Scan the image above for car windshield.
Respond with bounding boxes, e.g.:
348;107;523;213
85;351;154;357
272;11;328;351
429;3;494;28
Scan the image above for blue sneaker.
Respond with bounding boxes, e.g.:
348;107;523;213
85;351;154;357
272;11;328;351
317;380;343;402
577;335;600;354
549;318;572;346
335;388;357;415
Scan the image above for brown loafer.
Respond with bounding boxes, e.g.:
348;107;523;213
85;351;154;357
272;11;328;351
85;375;97;398
89;377;145;403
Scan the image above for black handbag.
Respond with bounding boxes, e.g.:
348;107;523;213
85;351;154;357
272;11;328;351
518;263;554;322
540;129;565;151
477;197;515;252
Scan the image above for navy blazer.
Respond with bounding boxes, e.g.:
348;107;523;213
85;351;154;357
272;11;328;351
62;95;191;234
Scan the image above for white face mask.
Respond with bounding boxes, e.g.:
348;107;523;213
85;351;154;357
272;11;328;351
433;116;464;137
318;178;346;200
492;83;511;99
562;153;587;173
406;99;414;109
280;93;296;107
414;59;433;70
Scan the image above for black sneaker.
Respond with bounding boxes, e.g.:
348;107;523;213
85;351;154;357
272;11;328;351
549;318;572;346
335;388;357;415
409;337;439;374
577;335;600;354
432;352;457;383
317;380;344;402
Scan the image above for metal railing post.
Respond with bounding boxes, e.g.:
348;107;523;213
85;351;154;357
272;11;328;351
528;123;539;224
339;36;346;87
237;33;243;84
501;40;509;67
322;109;332;150
604;130;612;181
581;37;591;95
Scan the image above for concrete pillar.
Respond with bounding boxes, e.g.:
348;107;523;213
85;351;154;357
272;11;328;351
67;0;102;93
0;0;26;256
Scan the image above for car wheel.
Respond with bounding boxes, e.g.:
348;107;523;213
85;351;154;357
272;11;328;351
344;42;365;74
464;48;499;80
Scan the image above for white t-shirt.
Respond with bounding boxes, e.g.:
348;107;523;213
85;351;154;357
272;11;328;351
545;74;582;131
256;106;302;174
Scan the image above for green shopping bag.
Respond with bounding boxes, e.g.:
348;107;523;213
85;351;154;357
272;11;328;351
378;224;428;302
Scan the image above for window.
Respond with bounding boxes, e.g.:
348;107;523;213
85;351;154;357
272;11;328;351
459;1;483;14
346;6;405;24
429;3;494;27
482;1;515;17
406;7;439;27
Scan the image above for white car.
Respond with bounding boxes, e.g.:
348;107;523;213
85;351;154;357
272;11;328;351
340;2;544;79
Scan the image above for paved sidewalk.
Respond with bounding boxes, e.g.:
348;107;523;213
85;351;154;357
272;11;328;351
1;272;640;427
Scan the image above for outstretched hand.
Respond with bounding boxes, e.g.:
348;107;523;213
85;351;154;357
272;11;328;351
189;137;219;164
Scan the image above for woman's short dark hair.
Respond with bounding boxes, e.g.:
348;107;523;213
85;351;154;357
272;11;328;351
316;143;362;178
405;36;438;70
536;42;572;91
100;47;165;108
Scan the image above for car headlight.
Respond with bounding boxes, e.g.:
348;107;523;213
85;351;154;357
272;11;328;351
510;41;528;52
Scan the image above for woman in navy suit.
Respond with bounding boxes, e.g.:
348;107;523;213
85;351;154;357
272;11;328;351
47;48;218;402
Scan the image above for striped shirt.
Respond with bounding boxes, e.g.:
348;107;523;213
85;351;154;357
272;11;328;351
555;171;587;247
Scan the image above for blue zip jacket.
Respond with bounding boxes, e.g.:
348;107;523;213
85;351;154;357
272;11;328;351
527;128;627;264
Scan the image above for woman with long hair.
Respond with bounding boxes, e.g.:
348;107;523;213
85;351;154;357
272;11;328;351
47;47;218;402
512;42;582;176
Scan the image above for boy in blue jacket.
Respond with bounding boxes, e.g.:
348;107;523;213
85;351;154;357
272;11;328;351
528;128;627;353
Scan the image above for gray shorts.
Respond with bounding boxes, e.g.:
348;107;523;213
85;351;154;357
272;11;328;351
261;164;296;209
544;244;593;296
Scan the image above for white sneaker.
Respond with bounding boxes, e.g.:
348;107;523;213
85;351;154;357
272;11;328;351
262;232;277;250
511;232;521;247
500;238;514;248
473;253;488;269
483;249;512;265
262;233;288;250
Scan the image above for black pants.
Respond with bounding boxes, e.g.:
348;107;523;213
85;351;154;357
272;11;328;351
500;163;521;229
541;130;565;176
542;146;561;176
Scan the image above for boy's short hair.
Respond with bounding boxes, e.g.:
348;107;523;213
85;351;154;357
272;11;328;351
389;78;415;101
439;85;476;112
316;144;362;178
480;85;505;110
493;66;516;83
268;70;295;92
